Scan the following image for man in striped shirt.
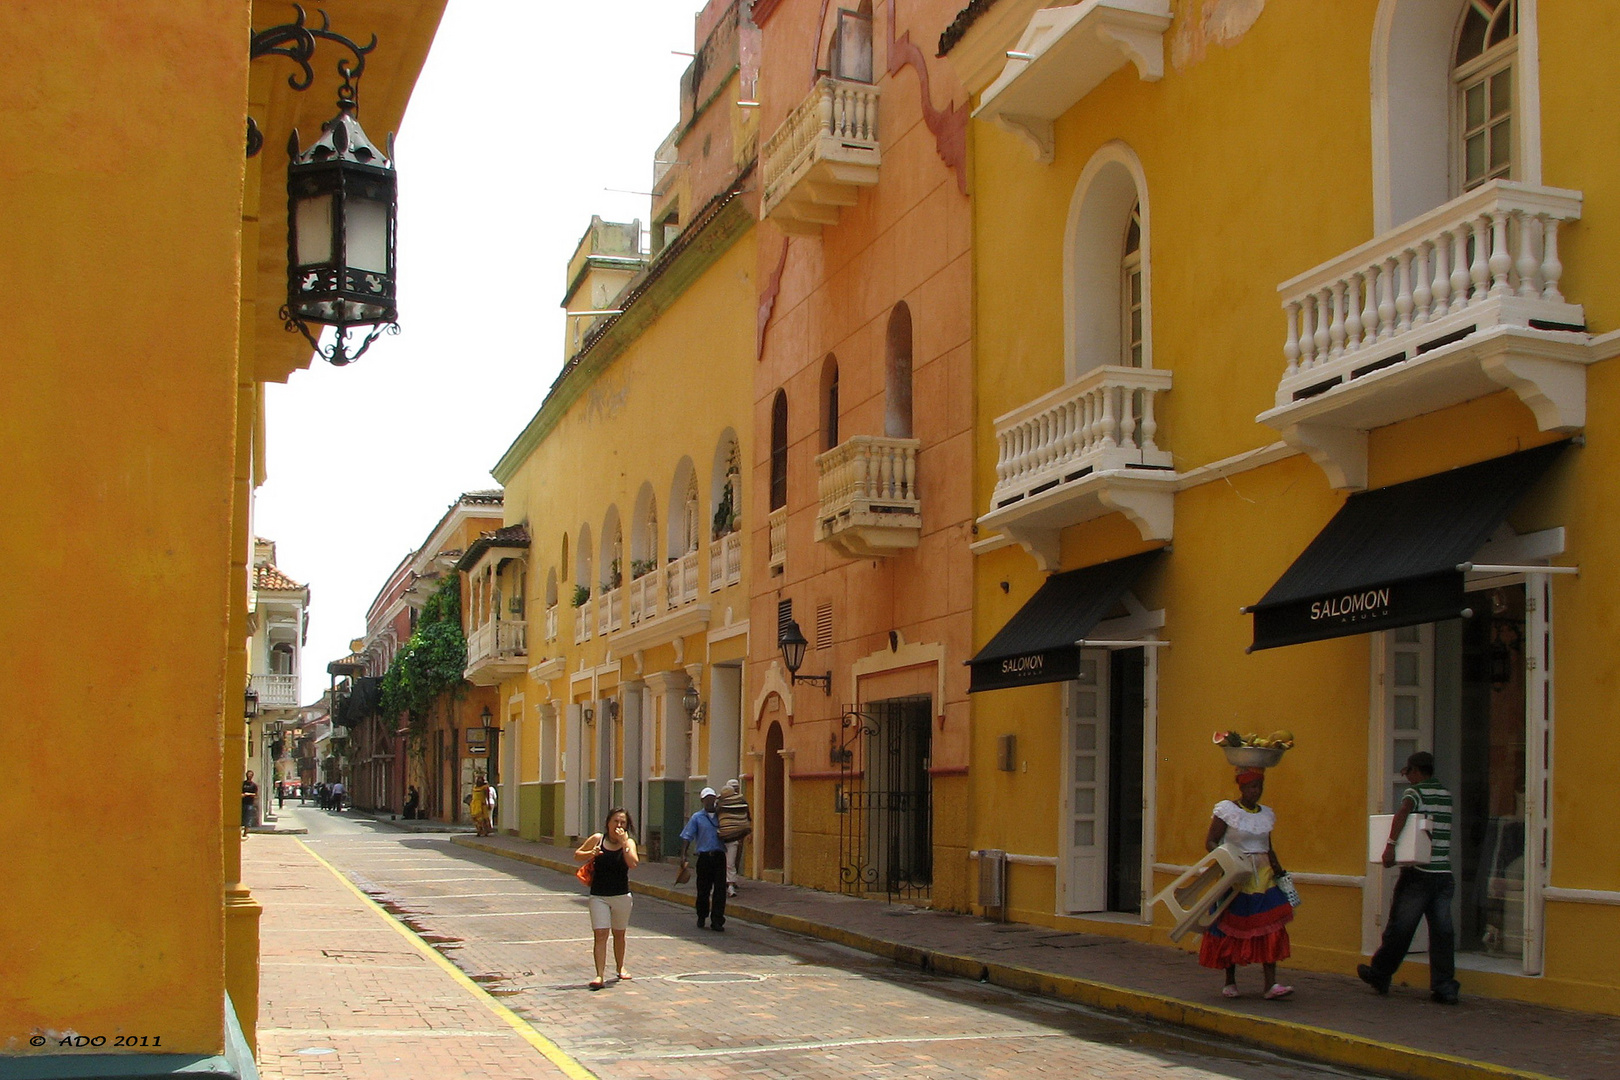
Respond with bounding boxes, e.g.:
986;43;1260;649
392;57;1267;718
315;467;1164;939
1358;752;1460;1004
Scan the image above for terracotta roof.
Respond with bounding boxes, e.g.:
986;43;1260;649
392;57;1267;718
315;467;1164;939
455;524;531;571
462;490;503;504
254;564;305;591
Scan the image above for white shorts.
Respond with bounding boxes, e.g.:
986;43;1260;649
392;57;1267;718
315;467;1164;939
588;893;632;931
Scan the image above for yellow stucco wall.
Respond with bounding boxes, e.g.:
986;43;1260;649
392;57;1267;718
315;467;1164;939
0;2;250;1055
967;0;1620;1012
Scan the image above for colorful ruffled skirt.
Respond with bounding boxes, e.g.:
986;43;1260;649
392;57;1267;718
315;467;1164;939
1198;861;1293;968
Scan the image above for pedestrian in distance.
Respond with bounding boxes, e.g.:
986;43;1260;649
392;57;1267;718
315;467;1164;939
575;806;639;990
1200;768;1295;1000
1359;751;1460;1004
716;779;752;898
331;779;345;811
241;771;259;839
404;784;421;821
470;774;496;836
276;779;285;811
680;787;728;931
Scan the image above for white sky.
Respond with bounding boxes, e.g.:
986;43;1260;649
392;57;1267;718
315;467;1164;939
256;1;708;702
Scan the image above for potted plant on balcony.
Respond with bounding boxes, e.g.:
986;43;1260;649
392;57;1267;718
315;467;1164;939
712;482;738;541
572;584;591;609
631;558;656;579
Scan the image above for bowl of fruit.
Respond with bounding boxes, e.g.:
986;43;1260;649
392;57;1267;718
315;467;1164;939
1214;730;1295;768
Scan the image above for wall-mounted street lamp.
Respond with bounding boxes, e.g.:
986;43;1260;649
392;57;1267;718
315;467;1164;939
683;682;706;724
252;5;399;366
582;706;596;726
245;686;261;719
778;618;830;695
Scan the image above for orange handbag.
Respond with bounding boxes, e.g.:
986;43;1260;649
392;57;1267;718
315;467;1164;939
576;855;595;886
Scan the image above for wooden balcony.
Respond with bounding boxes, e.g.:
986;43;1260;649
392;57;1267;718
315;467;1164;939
466;616;527;687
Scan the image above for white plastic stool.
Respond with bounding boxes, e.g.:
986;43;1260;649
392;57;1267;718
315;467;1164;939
1152;845;1252;942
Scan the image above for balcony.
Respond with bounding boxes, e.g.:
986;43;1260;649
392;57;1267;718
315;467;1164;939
709;531;742;591
628;573;659;626
250;673;298;709
466;616;527;686
973;0;1171;163
666;550;703;609
573;601;591;644
545;603;558;643
768;507;787;573
1260;180;1590;489
979;366;1175;569
595;587;624;636
814;435;922;559
761;77;880;235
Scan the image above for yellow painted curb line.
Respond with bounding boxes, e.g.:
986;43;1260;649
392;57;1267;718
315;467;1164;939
297;838;597;1080
453;837;1559;1080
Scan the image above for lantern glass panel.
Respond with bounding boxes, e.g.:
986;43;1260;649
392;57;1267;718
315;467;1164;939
294;193;334;266
346;196;389;273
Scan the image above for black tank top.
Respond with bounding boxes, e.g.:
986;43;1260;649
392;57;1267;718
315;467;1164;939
590;842;630;896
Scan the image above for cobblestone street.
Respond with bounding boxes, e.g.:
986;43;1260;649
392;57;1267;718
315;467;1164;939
248;806;1388;1080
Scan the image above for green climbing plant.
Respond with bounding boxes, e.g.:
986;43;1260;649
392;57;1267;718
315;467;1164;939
380;576;468;755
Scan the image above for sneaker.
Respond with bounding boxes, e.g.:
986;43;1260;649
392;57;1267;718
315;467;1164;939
1357;964;1390;996
727;885;737;898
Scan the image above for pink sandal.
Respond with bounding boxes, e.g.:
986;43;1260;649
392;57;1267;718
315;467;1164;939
1263;984;1294;1000
1221;984;1240;999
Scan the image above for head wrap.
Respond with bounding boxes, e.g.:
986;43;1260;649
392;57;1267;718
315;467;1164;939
1235;768;1265;785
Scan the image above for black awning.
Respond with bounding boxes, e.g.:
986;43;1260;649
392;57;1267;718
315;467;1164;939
1249;441;1566;651
969;550;1162;693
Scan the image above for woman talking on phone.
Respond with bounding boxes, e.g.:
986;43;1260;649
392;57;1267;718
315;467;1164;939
575;806;639;990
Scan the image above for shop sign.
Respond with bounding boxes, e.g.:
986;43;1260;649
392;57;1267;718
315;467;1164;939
1251;571;1468;651
969;646;1081;693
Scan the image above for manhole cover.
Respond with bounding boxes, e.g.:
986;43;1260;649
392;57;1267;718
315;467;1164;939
666;971;767;984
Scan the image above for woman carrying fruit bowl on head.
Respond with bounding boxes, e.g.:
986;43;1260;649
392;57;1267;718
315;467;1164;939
1201;733;1296;1000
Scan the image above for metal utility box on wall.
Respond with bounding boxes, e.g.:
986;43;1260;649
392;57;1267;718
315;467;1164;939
996;734;1017;772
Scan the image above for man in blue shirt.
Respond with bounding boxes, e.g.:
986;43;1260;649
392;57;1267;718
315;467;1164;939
680;787;727;931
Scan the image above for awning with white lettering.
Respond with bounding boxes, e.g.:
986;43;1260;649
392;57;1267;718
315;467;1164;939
1247;441;1567;652
968;550;1162;693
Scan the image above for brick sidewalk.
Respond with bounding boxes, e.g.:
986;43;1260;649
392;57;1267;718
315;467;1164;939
448;831;1620;1080
245;835;583;1080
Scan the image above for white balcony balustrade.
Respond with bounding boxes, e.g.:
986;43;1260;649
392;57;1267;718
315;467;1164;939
768;507;788;572
250;673;298;709
596;587;624;635
545;604;558;643
666;550;702;609
465;616;528;686
761;77;880;235
1261;180;1590;489
628;574;659;626
709;531;742;591
979;366;1175;568
573;601;591;644
814;435;922;559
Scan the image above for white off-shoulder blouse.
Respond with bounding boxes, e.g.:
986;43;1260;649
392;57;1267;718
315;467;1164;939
1213;800;1275;854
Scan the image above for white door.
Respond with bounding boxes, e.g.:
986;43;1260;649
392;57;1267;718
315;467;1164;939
1065;651;1110;913
1381;623;1433;952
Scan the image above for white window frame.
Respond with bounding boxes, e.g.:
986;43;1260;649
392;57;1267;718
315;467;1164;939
1451;0;1519;195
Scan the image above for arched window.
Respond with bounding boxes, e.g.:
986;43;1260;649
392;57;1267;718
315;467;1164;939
711;433;741;540
1454;0;1517;192
1065;143;1150;379
769;391;789;511
271;642;295;675
1372;0;1539;231
820;354;840;449
1121;205;1143;367
668;456;701;556
884;303;913;438
600;507;622;590
545;567;558;608
630;483;657;577
574;525;592;600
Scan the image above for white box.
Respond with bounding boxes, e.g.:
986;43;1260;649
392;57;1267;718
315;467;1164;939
1368;813;1431;864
